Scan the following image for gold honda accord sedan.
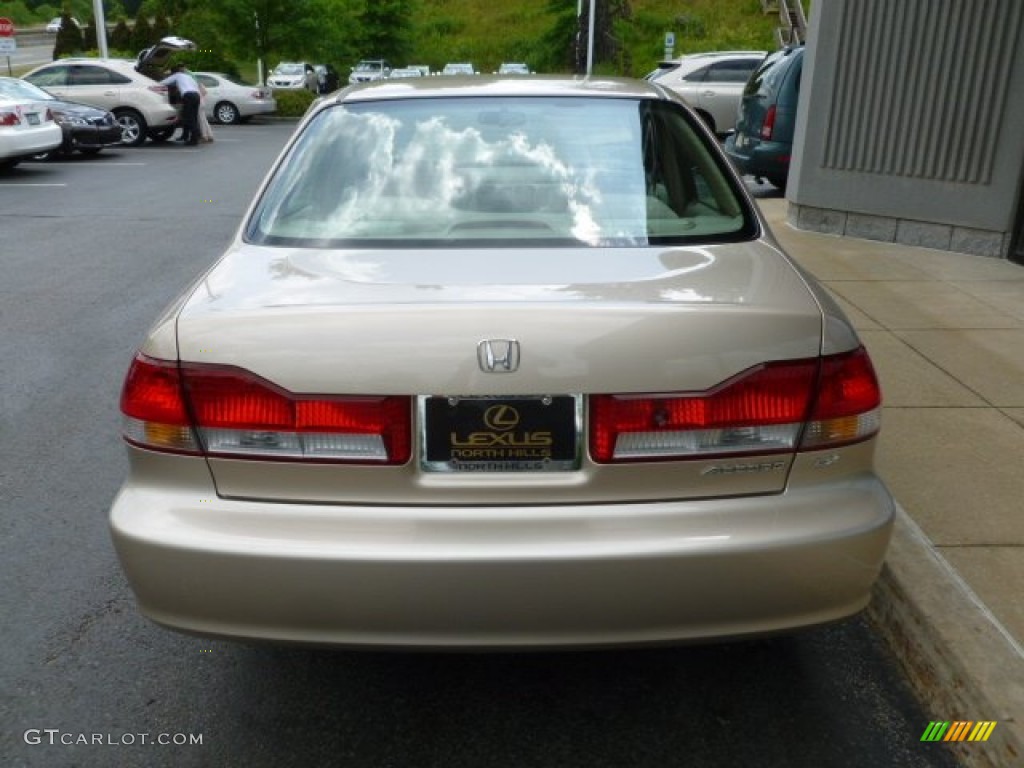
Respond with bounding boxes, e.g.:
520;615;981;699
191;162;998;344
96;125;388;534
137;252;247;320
110;75;895;649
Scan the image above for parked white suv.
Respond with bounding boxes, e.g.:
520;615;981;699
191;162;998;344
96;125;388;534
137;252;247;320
266;62;317;92
348;60;391;84
22;37;196;146
647;51;766;136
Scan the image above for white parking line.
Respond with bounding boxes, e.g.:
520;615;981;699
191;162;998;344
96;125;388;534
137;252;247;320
43;162;147;166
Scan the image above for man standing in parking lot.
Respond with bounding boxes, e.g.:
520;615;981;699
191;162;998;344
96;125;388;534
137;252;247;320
160;63;201;146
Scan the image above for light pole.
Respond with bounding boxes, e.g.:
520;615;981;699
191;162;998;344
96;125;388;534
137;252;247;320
576;0;596;74
586;0;595;75
92;0;107;58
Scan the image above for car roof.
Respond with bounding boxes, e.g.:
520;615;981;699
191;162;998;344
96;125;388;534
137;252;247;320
336;75;671;104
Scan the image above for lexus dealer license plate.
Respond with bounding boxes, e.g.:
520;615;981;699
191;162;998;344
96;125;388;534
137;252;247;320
421;395;580;472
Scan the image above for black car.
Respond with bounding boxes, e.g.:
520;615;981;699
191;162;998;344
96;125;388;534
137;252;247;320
314;64;341;94
0;76;122;157
724;45;805;190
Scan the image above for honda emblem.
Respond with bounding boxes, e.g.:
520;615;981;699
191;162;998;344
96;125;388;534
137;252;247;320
477;339;520;373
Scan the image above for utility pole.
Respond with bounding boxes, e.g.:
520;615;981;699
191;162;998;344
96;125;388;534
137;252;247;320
92;0;107;58
586;0;595;74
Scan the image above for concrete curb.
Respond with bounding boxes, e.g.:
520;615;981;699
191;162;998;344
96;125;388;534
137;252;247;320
867;505;1023;767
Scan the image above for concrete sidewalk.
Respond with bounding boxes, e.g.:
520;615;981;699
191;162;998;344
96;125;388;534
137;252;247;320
758;197;1024;768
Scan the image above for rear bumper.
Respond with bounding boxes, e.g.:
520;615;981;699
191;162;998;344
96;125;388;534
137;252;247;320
723;135;792;180
0;123;62;161
238;100;277;118
110;460;895;649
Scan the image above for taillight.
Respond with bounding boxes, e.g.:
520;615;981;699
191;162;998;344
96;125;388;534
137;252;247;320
121;355;198;454
760;104;777;140
120;353;411;464
590;348;880;463
801;346;881;449
0;110;20;127
148;85;168;95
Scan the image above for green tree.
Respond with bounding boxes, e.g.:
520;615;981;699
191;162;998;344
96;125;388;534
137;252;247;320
110;17;131;51
355;0;414;61
130;12;152;51
536;0;579;73
52;9;83;58
203;0;360;75
151;13;170;42
0;2;35;26
574;0;631;74
83;15;98;49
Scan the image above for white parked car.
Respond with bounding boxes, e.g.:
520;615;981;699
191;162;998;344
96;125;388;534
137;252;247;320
388;67;423;79
46;16;81;33
441;62;476;75
0;96;62;169
194;72;276;124
647;50;766;136
348;60;392;84
111;76;895;650
497;62;531;75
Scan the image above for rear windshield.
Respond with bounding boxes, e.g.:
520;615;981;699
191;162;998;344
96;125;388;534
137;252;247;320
743;48;798;97
246;96;757;248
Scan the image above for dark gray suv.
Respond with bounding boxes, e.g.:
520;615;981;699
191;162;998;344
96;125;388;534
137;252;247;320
724;45;804;190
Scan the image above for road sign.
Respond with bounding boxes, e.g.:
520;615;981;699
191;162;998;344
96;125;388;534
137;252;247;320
0;17;15;37
0;38;16;53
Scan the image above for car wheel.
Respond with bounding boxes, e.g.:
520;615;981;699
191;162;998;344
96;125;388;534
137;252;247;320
214;101;240;125
0;158;20;170
113;109;148;147
149;128;175;143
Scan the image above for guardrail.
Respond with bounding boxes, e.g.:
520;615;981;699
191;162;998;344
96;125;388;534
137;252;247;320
8;30;52;46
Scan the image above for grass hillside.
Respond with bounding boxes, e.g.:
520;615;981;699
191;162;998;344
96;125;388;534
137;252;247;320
413;0;779;77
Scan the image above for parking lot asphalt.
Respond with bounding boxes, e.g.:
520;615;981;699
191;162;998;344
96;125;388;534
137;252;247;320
757;197;1024;768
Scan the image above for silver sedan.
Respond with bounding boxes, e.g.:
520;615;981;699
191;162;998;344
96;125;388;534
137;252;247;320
194;72;277;125
110;76;895;649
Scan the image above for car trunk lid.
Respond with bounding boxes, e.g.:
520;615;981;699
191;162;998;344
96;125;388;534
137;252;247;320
170;240;825;504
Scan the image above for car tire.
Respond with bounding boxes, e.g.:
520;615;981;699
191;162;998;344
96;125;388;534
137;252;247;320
696;110;717;135
0;158;20;170
767;175;788;191
149;128;175;143
214;101;240;125
113;108;148;147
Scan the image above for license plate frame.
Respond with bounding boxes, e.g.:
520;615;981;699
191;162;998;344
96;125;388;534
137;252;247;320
26;113;40;126
420;395;581;473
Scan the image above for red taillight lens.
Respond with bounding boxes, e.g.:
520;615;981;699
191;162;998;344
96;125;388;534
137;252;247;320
120;354;412;464
591;360;817;463
0;111;20;127
760;104;777;140
590;348;882;463
121;355;189;424
120;354;198;453
801;346;881;449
